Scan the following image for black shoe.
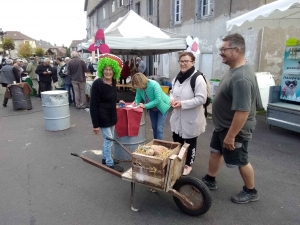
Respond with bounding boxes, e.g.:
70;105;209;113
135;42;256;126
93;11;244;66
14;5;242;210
102;159;119;165
107;165;124;172
201;176;217;190
231;186;259;204
3;104;7;107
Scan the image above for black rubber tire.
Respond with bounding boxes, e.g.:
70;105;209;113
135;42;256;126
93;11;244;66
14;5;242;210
173;176;212;216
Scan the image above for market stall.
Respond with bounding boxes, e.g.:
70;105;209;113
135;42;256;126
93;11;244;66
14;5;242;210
77;10;187;56
226;0;300;133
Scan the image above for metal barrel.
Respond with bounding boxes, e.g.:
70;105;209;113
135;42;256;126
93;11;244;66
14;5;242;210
41;90;70;131
10;85;32;111
112;109;146;161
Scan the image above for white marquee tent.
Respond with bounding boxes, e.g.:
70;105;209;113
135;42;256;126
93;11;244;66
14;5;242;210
78;10;187;55
226;0;300;31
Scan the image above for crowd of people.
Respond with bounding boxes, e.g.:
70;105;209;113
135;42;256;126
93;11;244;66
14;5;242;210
0;33;259;205
89;33;259;205
0;52;91;109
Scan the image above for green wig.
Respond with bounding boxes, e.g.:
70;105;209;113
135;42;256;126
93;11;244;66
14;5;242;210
97;56;122;80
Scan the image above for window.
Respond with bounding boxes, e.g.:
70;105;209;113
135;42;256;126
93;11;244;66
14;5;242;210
174;0;182;24
116;0;120;8
148;0;153;16
196;0;214;20
119;0;123;7
112;1;115;12
135;2;140;15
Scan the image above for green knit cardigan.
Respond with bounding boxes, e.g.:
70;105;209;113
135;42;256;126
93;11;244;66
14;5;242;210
134;79;170;114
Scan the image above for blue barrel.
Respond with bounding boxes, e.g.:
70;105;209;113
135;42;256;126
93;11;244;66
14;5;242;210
112;109;146;161
41;90;70;131
10;85;32;111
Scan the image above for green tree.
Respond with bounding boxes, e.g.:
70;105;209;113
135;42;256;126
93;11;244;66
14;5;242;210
66;47;70;57
18;42;33;58
35;47;44;56
2;38;15;51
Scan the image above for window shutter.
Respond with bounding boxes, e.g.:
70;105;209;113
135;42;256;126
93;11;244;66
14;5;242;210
196;0;202;20
209;0;214;16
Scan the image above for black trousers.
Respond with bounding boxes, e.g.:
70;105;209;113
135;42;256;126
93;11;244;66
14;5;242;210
37;81;41;97
172;132;198;166
1;83;8;105
40;81;52;93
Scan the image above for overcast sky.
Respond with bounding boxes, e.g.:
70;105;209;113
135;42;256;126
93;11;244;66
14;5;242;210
0;0;87;47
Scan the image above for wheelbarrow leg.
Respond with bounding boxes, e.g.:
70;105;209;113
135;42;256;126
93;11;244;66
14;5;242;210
131;182;139;212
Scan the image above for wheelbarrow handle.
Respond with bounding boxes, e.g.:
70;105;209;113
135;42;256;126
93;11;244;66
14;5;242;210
105;137;132;156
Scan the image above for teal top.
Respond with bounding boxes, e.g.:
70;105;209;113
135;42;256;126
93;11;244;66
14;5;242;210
135;79;171;114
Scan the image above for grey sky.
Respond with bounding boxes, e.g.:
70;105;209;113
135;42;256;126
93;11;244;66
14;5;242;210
0;0;87;46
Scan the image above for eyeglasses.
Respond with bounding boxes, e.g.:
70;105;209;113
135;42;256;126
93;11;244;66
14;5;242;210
219;47;237;53
178;60;194;64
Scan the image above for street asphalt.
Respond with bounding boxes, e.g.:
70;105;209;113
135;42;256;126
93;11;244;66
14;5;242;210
0;87;299;225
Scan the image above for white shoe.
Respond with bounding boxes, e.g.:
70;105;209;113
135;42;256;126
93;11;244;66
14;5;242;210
182;165;192;176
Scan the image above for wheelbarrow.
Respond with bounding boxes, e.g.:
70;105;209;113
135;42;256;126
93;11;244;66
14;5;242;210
71;138;212;216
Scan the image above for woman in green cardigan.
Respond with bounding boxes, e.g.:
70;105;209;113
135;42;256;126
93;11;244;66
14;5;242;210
132;73;170;140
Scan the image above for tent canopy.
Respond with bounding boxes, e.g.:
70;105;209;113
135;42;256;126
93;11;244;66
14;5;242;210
226;0;300;31
78;10;187;55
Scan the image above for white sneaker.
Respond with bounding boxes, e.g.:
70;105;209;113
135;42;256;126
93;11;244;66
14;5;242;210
182;165;192;176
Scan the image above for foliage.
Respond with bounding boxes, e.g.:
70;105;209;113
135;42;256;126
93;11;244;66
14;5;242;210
2;38;15;51
35;47;45;56
65;47;70;57
18;42;33;58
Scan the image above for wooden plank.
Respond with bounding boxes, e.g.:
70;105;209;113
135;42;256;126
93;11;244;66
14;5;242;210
122;167;133;182
132;172;165;188
164;143;189;192
132;164;166;179
177;145;188;161
132;152;163;170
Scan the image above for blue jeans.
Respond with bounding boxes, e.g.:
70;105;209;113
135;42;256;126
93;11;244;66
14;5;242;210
149;110;168;140
100;126;115;166
64;83;75;104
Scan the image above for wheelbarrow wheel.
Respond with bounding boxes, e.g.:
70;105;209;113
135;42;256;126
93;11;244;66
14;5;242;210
173;177;212;216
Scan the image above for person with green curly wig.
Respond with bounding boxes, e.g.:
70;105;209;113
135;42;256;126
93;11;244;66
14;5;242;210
89;54;125;172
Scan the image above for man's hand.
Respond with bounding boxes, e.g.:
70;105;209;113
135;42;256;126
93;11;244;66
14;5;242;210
223;134;235;151
139;103;145;108
43;71;48;74
93;127;100;135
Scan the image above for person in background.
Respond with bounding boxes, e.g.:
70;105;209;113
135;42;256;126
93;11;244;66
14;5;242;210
35;58;53;92
50;60;58;89
21;60;28;80
87;59;95;74
13;59;23;80
170;52;207;176
0;59;20;107
119;60;131;91
89;54;125;172
136;57;146;74
129;58;135;70
201;33;259;204
67;51;89;109
26;56;40;98
132;72;171;140
54;58;65;90
59;57;75;105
